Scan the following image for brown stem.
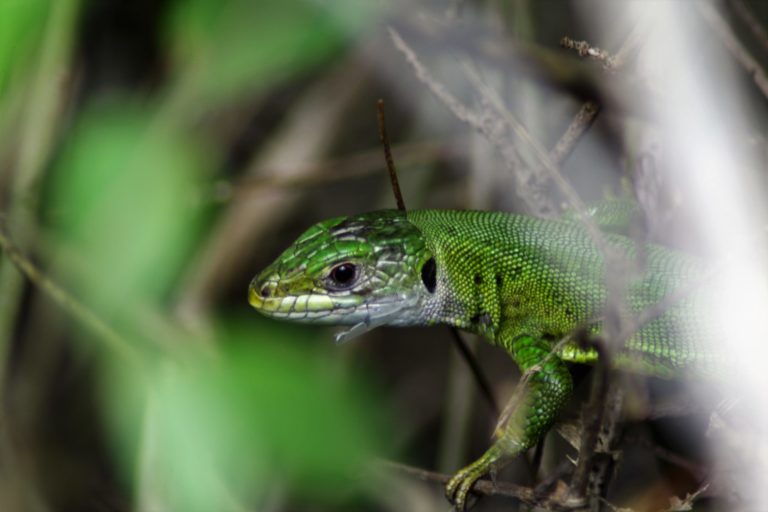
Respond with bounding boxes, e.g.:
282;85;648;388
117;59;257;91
376;99;406;212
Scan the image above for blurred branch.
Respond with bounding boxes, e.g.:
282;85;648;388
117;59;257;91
389;27;555;216
176;54;370;323
459;59;607;241
388;28;482;128
549;101;600;168
698;2;768;100
396;21;658;120
552;25;645;167
0;0;80;392
0;222;141;367
728;0;768;55
212;141;455;201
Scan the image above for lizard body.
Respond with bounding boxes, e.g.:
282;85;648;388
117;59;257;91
249;209;716;509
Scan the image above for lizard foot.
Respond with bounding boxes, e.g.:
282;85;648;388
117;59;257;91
445;455;494;511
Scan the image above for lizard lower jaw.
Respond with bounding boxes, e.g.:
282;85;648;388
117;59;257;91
248;285;359;323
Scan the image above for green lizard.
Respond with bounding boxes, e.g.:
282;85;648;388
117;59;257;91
248;208;717;510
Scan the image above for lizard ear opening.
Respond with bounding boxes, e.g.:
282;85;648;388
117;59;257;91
421;257;437;293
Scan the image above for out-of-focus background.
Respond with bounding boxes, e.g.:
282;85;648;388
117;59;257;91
0;0;767;511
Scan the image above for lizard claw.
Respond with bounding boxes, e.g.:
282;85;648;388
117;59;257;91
445;457;492;511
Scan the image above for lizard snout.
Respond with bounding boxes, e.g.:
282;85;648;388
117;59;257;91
248;274;280;311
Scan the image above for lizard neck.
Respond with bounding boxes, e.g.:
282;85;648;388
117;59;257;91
406;209;602;344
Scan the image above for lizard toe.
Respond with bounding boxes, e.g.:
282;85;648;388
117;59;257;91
445;458;491;510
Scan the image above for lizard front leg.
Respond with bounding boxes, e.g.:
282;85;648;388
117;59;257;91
445;334;573;510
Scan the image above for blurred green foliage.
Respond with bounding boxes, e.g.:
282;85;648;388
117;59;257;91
104;319;382;511
0;0;50;95
23;0;386;508
48;101;207;315
166;0;373;103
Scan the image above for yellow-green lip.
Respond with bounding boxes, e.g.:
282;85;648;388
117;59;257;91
248;285;263;308
248;284;282;312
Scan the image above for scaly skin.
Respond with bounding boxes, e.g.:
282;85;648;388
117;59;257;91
249;209;715;510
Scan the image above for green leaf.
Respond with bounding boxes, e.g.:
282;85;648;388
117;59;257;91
103;319;384;511
48;101;206;315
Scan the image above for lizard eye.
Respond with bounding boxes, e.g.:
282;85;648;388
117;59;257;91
327;262;359;290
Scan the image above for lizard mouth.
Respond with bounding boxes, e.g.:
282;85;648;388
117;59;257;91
248;273;424;343
248;277;363;322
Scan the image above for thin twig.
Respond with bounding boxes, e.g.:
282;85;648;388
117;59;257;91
460;60;609;248
663;482;710;512
213;142;454;200
560;37;618;70
698;1;768;100
389;27;553;216
0;222;142;367
375;97;500;420
376;99;406;212
551;24;645;168
377;459;537;505
549;101;600;167
388;28;483;129
0;0;80;398
447;328;499;417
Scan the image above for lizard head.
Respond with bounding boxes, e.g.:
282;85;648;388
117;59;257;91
249;210;437;343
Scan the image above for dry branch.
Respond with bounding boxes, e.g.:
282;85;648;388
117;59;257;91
549;101;600;167
552;24;645;168
377;459;537;506
560;37;618;70
388;27;554;217
0;223;140;367
215;142;453;199
175;56;369;323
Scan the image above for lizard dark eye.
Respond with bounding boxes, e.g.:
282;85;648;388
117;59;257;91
328;262;358;289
